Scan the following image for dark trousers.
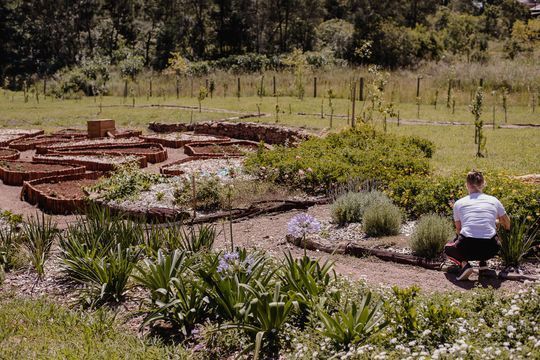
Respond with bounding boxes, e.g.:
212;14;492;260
444;234;501;265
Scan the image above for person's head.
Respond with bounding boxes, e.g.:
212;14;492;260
466;170;485;194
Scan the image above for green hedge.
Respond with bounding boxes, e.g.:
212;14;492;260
245;125;432;193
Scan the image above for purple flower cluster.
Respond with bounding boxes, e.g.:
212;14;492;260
287;213;321;239
216;251;255;275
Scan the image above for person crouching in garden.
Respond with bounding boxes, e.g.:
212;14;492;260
444;171;511;281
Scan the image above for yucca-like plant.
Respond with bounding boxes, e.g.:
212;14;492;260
280;251;335;307
0;225;21;272
499;216;539;268
318;292;387;347
220;282;299;360
21;213;58;279
144;223;216;258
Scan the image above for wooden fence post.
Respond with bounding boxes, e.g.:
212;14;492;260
351;81;357;127
273;76;276;96
359;77;364;101
237;77;241;98
313;77;317;98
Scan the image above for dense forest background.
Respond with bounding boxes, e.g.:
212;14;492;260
0;0;538;87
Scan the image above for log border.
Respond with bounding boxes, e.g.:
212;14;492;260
0;160;86;186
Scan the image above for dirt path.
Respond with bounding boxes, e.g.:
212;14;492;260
215;204;526;293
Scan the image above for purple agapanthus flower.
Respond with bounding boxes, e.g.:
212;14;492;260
287;213;321;239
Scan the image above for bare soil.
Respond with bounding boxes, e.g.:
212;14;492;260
33;178;98;199
0;148;17;157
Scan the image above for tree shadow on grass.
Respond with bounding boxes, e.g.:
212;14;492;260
444;270;506;290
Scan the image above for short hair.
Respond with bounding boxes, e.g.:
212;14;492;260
467;170;485;191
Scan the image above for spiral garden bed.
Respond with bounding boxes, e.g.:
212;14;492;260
139;132;230;148
51;143;168;163
184;140;263;157
8;135;80;151
21;172;102;214
0;160;85;186
35;137;145;154
32;153;147;171
0;148;20;160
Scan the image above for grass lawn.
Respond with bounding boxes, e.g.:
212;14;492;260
0;294;190;359
1;93;538;175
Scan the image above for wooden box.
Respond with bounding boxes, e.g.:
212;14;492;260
88;119;115;138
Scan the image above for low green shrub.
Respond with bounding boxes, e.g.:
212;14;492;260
331;191;391;225
173;176;223;211
409;214;455;259
89;165;163;201
362;202;402;237
245;125;431;193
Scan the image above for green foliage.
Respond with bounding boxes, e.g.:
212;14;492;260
21;213;58;279
0;225;21;272
246;125;431;193
388;172;540;220
89;165;163;201
173;176;223;212
362;202;402;237
470;86;486;157
385;286;420;338
331;190;391;225
498;216;539;267
409;214;455;259
318;292;386;347
143;223;216;258
119;53;144;80
0;210;23;225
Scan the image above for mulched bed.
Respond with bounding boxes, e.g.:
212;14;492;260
0;148;20;160
8;135;81;151
21;172;102;214
35;137;145;154
51;143;168;163
140;132;230;148
0;160;85;186
32;153;147;171
184;140;263;157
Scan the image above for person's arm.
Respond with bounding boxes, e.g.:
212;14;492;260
455;220;462;234
498;214;511;230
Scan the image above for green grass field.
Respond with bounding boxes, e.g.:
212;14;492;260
1;92;538;175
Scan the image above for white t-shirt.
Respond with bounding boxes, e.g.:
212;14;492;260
453;193;506;239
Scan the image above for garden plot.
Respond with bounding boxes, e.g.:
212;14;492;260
0;148;20;160
35;137;144;154
22;172;102;214
140;131;230;148
8;135;81;151
0;160;85;186
33;153;147;171
184;140;263;157
0;128;44;147
51;143;168;163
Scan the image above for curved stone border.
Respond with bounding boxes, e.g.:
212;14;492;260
35;138;145;154
50;128;88;137
108;129;143;138
50;143;168;164
32;153;147;171
0;148;20;160
0;160;85;186
148;121;313;146
140;132;231;149
184;140;263;157
160;156;220;176
21;172;102;215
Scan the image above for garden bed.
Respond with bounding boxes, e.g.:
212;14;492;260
160;156;253;180
50;128;88;137
184;140;263;157
108;129;143;138
8;135;80;151
140;132;230;148
51;143;168;163
0;148;20;160
0;160;85;186
21;172;102;214
35;137;145;154
32;153;147;171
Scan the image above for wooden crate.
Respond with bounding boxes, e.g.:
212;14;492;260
88;119;115;138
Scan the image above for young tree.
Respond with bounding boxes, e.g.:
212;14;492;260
470;86;485;157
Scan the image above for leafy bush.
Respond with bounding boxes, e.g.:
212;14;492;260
387;172;540;220
331;191;391;225
362;202;402;237
246;125;431;193
89;165;163;201
318;292;386;347
498;216;539;268
21;213;58;279
173;176;223;211
409;214;455;259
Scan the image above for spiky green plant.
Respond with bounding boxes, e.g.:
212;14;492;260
21;213;58;279
499;216;539;268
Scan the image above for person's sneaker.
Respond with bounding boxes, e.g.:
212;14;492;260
478;261;490;276
456;263;474;281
